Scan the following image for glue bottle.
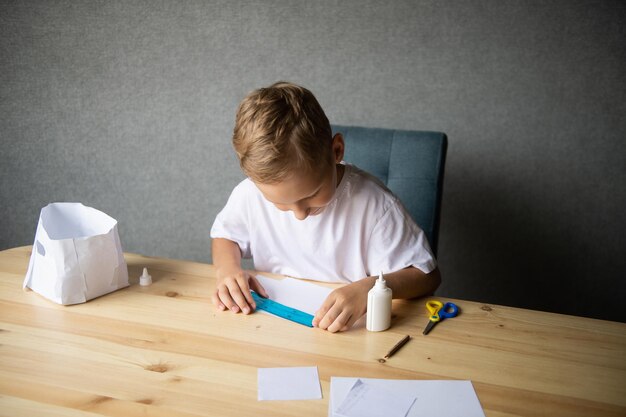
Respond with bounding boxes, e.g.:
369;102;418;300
139;267;152;286
366;271;392;331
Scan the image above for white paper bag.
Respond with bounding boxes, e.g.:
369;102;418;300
23;202;129;305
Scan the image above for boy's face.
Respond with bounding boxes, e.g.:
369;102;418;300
255;134;345;221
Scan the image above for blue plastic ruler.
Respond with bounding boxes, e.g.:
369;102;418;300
251;291;314;327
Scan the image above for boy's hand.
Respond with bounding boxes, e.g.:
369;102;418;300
312;280;371;332
212;266;268;315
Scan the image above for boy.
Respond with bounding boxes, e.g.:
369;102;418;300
210;81;441;333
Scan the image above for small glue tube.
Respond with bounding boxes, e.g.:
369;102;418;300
139;267;152;286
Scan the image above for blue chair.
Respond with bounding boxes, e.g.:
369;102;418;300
331;125;447;256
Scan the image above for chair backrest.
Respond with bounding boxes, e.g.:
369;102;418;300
332;125;447;255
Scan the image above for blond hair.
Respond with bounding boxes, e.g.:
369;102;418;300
232;81;333;184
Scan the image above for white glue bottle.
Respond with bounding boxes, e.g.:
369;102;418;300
366;271;392;331
139;267;152;286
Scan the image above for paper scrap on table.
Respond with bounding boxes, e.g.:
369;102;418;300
255;275;332;315
258;366;322;401
329;378;485;417
335;379;416;417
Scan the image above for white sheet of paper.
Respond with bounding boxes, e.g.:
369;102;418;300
329;378;485;417
335;379;416;417
258;367;322;401
255;275;332;315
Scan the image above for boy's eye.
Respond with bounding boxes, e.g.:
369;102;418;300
299;189;320;202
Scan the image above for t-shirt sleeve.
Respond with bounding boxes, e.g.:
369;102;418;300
366;201;437;275
210;181;252;258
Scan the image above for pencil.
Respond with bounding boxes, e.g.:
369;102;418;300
384;334;411;359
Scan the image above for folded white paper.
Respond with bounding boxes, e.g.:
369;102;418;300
329;378;485;417
23;202;129;305
335;379;416;417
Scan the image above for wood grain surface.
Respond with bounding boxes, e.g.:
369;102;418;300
1;246;624;417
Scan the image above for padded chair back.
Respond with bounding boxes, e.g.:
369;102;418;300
332;125;447;255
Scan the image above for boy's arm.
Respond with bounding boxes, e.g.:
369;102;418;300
313;266;441;333
211;238;268;314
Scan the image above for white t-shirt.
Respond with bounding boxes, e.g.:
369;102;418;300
210;164;436;283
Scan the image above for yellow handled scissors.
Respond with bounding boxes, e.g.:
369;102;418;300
423;300;459;335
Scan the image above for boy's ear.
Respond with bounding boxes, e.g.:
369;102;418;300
332;133;345;163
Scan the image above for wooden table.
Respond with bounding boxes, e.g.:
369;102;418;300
0;246;624;417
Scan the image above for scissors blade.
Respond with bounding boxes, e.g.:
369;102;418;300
423;320;437;335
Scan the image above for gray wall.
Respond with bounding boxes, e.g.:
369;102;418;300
2;1;625;322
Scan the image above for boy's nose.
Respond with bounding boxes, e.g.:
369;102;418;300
292;206;310;220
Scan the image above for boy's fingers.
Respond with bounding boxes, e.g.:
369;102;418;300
226;280;252;314
217;286;240;313
317;304;341;330
236;275;257;310
315;289;344;325
211;291;226;311
340;315;360;332
327;311;352;333
313;299;332;327
237;276;257;313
